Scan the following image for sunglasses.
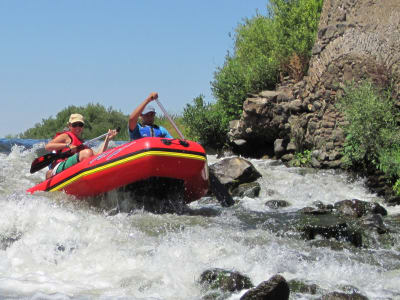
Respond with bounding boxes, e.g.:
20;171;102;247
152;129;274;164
71;122;84;128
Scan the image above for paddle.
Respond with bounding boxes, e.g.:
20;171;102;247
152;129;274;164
154;99;234;207
30;128;120;174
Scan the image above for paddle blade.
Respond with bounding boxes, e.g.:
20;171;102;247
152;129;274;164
209;170;235;207
30;152;58;174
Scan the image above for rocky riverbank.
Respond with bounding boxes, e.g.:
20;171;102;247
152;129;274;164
225;0;400;207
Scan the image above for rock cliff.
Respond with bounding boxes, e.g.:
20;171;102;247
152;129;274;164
228;0;400;169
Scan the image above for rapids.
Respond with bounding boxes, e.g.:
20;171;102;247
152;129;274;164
0;140;399;299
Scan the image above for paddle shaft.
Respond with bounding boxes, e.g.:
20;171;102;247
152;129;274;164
84;131;115;145
155;99;185;140
154;99;234;207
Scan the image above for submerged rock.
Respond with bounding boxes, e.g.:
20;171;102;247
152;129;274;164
265;200;290;209
232;182;261;198
288;279;319;295
320;291;369;300
199;268;253;293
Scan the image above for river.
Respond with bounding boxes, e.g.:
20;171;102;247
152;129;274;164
0;139;399;299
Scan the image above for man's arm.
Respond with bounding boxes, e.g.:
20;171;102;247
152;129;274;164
128;92;158;131
160;126;173;139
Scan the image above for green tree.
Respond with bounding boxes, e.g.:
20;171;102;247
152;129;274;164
182;95;228;149
212;0;323;122
19;103;130;140
338;81;400;169
271;0;323;66
338;80;400;195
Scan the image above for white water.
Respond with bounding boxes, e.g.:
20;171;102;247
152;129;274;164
0;144;399;299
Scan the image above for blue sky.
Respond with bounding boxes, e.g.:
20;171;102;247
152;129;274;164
0;1;269;137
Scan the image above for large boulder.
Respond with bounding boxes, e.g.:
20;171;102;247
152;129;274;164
209;157;262;192
240;274;290;300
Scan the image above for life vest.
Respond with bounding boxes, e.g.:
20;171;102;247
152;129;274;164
139;124;165;138
50;131;86;169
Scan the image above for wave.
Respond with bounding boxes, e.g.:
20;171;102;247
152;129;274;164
0;138;48;154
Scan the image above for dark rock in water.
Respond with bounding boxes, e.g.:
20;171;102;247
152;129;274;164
385;195;400;206
320;291;369;300
300;214;362;247
199;268;253;293
240;274;289;300
313;201;334;210
298;207;331;215
232;182;261;198
288;279;319;295
265;200;290;209
360;214;388;234
308;239;348;251
0;232;22;250
334;199;387;217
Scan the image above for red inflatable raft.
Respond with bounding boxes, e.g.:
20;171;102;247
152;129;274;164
27;137;209;203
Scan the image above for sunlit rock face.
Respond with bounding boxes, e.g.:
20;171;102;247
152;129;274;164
229;0;400;169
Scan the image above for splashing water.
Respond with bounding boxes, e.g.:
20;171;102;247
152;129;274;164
0;140;399;299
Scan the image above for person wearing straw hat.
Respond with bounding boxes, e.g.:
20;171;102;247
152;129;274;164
44;113;117;179
128;92;172;141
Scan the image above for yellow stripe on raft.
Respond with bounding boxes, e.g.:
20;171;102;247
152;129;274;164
49;150;206;192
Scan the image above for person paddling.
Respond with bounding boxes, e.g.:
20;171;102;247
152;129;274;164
128;92;173;140
45;113;117;179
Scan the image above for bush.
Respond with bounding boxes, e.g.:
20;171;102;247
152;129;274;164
182;95;228;149
338;81;400;170
271;0;323;75
290;150;312;167
338;80;400;195
211;0;323;122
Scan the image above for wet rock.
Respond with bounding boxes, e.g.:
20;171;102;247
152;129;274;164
334;199;387;218
265;200;290;209
240;274;289;300
201;290;228;300
308;239;348;251
299;214;362;247
210;157;262;191
360;214;388;234
281;154;294;162
199;268;253;293
288;279;319;295
298;207;332;215
274;139;287;158
313;201;334;210
311;157;321;168
320;291;369;300
232;182;261;198
385;195;400;206
0;231;22;250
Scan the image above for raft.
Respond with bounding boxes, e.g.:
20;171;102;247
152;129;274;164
27;137;209;203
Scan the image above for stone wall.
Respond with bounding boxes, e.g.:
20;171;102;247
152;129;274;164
228;0;400;168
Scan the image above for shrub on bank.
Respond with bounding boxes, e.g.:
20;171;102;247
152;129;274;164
182;95;228;149
211;0;323;122
19;103;185;141
187;0;323;147
338;80;400;195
